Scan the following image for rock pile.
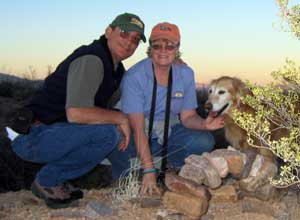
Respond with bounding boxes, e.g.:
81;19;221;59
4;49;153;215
161;147;281;219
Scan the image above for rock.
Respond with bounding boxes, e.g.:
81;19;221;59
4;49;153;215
239;160;278;193
243;182;279;201
202;152;229;178
210;149;246;177
209;185;238;203
162;191;208;218
184;154;204;167
239;149;257;179
156;209;179;218
141;196;162;208
242;197;291;220
222;176;238;186
248;154;265;177
201;213;214;220
21;195;41;206
156;209;185;220
50;210;84;218
179;164;206;185
183;156;222;189
165;173;211;200
85;200;113;219
156;209;193;220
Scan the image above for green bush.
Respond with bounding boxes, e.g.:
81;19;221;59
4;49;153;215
232;59;300;187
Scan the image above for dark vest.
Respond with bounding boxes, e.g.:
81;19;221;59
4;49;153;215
29;35;125;124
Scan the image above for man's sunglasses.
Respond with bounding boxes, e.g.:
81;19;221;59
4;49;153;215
118;29;141;45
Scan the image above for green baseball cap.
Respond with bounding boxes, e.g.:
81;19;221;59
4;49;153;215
110;12;146;42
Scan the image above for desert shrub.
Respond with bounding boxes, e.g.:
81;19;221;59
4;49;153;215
276;0;300;39
233;1;300;187
232;59;300;187
112;158;142;205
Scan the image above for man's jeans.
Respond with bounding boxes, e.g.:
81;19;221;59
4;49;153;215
12;122;122;187
108;123;215;179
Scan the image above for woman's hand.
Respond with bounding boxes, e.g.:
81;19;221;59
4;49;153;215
180;109;225;131
140;173;161;196
203;113;225;130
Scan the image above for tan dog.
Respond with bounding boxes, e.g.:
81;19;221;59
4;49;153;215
204;76;278;160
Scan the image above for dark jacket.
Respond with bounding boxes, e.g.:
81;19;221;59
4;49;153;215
29;35;125;124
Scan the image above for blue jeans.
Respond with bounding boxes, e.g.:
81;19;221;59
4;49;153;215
108;123;215;179
11;122;122;187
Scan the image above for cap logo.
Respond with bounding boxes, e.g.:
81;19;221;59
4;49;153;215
130;18;144;29
159;25;171;31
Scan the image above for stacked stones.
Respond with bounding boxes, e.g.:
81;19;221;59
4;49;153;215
162;173;211;218
162;147;280;218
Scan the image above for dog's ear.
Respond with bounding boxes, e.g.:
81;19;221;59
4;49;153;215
233;78;252;95
232;77;252;107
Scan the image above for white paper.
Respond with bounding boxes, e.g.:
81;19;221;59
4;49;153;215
5;127;20;141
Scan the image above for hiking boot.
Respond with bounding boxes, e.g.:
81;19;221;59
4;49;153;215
31;179;79;209
63;182;83;200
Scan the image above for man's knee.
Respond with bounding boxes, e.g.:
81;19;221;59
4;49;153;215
93;124;122;147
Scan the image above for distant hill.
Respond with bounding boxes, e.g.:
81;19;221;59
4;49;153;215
0;72;43;88
0;72;24;82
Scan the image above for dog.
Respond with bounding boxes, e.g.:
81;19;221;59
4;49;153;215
204;76;285;161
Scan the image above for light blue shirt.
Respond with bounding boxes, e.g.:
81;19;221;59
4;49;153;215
121;58;197;120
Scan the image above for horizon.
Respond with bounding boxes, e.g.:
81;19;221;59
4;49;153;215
1;0;300;85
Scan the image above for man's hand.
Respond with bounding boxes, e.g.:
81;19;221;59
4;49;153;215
140;173;161;196
117;116;131;151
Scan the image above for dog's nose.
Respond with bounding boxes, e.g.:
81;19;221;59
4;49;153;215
204;102;212;111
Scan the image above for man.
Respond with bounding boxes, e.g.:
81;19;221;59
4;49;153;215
11;12;146;209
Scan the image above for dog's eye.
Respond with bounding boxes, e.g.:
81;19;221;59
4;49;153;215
218;90;225;94
208;89;212;93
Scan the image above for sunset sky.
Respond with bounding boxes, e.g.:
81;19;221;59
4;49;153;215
1;0;300;85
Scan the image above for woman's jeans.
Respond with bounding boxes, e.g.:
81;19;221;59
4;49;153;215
12;122;122;187
108;123;215;179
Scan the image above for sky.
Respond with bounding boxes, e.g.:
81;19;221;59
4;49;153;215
1;0;300;85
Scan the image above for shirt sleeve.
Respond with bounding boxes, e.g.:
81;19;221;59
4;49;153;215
65;55;104;108
121;71;145;114
182;68;198;110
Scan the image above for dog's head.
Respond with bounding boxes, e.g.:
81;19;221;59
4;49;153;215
205;76;249;116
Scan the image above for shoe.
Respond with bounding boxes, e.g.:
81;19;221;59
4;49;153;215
63;182;83;200
31;179;79;209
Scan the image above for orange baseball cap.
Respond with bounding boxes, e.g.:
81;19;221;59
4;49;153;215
150;22;180;44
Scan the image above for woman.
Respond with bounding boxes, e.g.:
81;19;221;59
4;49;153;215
110;22;224;195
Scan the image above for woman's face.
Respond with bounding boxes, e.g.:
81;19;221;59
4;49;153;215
150;39;179;68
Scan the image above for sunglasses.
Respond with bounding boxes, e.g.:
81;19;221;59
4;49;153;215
151;44;178;51
118;29;141;45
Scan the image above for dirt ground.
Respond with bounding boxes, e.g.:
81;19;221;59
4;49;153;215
0;186;299;220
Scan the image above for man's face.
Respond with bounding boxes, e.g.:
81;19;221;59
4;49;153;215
106;27;141;63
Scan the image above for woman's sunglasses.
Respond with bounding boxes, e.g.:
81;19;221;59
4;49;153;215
151;44;178;51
